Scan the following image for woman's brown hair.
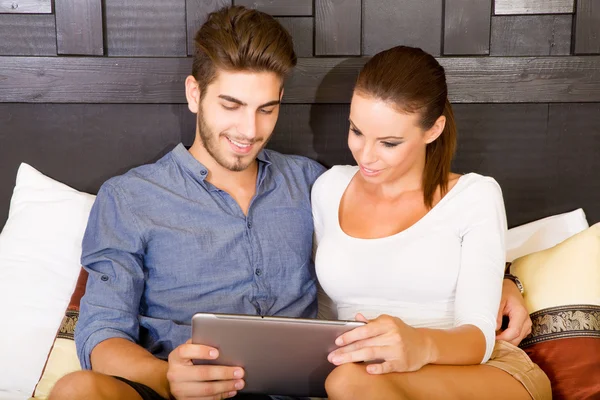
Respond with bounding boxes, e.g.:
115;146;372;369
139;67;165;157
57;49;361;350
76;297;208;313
192;6;297;99
354;46;457;209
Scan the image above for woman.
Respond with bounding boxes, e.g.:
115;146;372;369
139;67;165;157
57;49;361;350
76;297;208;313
312;46;551;399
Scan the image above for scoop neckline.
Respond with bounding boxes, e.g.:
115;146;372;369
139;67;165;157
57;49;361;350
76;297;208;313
336;168;472;241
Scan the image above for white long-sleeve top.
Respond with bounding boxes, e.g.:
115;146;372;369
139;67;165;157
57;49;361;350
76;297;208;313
312;166;507;363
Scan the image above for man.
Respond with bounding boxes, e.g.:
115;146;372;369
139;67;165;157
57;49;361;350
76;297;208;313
49;6;530;400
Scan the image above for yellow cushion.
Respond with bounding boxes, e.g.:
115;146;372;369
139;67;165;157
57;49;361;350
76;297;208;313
511;223;600;313
32;338;81;399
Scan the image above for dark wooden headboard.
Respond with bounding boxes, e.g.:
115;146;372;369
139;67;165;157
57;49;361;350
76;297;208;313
1;0;599;229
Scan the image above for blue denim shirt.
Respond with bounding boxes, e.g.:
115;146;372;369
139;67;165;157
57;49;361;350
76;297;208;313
76;143;326;370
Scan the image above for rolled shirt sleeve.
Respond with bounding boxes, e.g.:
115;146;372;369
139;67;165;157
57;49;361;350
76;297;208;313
75;181;146;370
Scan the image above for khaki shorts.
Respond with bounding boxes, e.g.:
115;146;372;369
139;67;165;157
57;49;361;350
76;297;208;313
486;340;552;400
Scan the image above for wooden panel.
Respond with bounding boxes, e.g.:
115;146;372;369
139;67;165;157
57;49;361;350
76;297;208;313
55;0;103;56
105;0;187;56
270;104;353;167
0;57;190;103
315;0;361;56
0;15;56;55
574;0;600;54
0;0;51;13
286;58;366;103
548;103;600;224
494;0;574;14
2;56;600;104
491;15;572;56
452;104;552;228
444;0;492;55
277;17;314;57
363;0;443;56
233;0;312;16
186;0;231;56
286;56;600;103
0;103;196;228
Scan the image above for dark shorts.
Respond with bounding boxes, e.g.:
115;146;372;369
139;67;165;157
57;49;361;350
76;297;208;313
113;376;274;400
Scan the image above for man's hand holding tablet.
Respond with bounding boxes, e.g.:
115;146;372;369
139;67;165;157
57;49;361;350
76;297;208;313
190;313;364;397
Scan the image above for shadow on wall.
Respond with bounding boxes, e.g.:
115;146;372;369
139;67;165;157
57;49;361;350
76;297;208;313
309;58;363;168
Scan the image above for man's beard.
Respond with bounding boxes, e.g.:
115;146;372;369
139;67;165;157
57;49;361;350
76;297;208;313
196;110;264;172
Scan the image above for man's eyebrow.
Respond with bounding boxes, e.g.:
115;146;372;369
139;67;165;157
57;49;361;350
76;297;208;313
218;95;280;109
259;100;281;108
218;95;246;106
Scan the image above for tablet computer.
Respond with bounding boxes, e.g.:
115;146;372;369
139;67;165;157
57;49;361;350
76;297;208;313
191;312;364;397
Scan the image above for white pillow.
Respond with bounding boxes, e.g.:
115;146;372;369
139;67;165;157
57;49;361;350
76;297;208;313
506;208;589;262
0;164;95;400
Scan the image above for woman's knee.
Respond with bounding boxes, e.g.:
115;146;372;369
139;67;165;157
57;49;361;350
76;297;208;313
326;363;405;400
326;363;365;400
48;370;107;400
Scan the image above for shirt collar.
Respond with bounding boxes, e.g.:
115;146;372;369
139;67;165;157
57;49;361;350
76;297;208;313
171;143;272;183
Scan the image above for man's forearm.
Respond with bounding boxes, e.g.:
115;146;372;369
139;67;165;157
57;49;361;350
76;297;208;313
90;338;171;398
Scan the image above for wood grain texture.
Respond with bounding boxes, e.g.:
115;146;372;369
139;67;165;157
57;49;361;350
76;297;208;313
0;57;191;103
0;0;51;13
105;0;187;56
574;0;600;54
490;15;572;56
233;0;312;16
186;0;231;56
315;0;361;56
277;17;314;57
287;56;600;103
0;14;56;55
270;104;353;167
363;0;443;56
494;0;574;14
444;0;492;55
452;104;552;227
2;56;600;103
55;0;103;56
441;56;600;103
547;103;600;224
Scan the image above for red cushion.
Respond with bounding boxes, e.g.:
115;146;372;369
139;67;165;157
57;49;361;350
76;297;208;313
520;305;600;400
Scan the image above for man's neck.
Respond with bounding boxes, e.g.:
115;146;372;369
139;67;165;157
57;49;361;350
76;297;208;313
188;141;259;191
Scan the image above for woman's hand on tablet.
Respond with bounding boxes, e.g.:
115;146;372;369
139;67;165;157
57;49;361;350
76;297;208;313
327;313;433;374
167;340;245;399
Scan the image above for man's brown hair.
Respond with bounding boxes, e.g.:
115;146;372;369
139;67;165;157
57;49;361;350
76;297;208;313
192;6;297;99
354;45;457;209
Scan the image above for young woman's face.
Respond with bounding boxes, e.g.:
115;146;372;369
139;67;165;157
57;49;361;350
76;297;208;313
348;92;432;184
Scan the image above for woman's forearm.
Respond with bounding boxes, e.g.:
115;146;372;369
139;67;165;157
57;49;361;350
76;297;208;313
419;324;487;366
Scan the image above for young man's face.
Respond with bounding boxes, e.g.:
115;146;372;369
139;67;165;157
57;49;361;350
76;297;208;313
189;70;283;172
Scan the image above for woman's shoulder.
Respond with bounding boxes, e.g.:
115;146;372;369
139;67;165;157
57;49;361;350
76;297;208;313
448;173;505;211
312;165;358;203
314;165;358;188
459;173;502;191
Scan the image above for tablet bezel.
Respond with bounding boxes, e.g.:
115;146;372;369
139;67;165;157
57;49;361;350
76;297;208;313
190;312;364;397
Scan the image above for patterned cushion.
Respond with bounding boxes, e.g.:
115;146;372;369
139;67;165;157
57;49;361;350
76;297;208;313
32;269;88;399
520;305;600;400
512;224;600;399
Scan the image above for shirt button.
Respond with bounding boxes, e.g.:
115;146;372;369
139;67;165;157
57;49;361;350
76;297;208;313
255;268;262;276
200;170;207;176
101;275;109;282
247;221;252;229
